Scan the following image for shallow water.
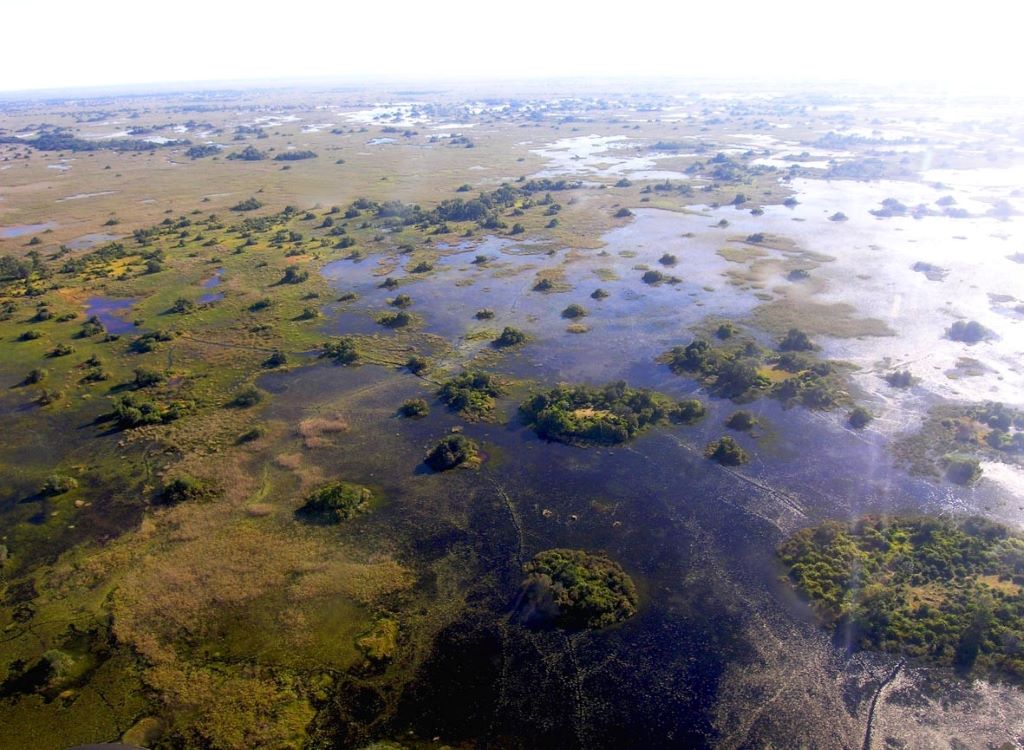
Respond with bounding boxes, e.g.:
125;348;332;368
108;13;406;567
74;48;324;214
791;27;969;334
530;134;691;181
0;222;56;239
84;296;137;335
67;233;120;250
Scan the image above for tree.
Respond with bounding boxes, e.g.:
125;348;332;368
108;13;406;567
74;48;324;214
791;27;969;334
399;399;429;417
779;328;814;352
561;303;587;319
494;327;527;347
424;434;478;471
848;406;873;429
705;436;749;465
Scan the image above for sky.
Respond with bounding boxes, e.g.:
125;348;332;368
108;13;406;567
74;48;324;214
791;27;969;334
0;0;1020;93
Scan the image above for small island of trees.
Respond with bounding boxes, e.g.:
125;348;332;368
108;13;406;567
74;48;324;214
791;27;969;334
424;434;480;471
520;381;705;446
704;436;749;465
517;548;638;630
296;481;373;523
493;326;527;348
779;516;1024;680
438;371;506;419
662;334;848;409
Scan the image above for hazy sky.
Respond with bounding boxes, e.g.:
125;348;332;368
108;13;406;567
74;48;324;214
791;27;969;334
0;0;1019;93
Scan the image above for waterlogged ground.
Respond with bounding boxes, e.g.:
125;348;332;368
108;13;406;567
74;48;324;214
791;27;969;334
1;84;1023;749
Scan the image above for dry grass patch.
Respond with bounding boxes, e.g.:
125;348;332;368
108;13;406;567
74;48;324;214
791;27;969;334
297;413;349;448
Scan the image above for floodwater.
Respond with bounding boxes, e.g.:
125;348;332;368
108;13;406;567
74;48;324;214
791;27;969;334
263;262;1016;747
67;233;120;250
84;296;137;335
0;222;56;239
531;134;691;181
315;200;1023;530
195;268;224;303
286;152;1024;742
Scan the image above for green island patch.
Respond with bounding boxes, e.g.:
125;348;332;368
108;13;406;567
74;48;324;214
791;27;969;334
661;329;852;409
518;548;638;630
296;481;374;523
780;516;1024;680
519;381;705;445
437;370;507;420
895;401;1024;483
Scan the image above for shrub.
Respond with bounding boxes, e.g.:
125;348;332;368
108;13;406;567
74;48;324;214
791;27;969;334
42;474;78;495
561;303;587;319
231;386;263;407
948;320;992;344
170;297;196;314
886;370;914;388
231;197;263;211
438;371;505;418
281;266;309;284
944;454;982;485
129;330;173;353
494;327;527;348
237;425;267;443
778;328;814;352
133;367;164;388
672;399;706;424
263;350;287;368
521;381;676;445
716;323;738;339
23;368;46;385
475;308;495;320
321;337;358;365
424;434;479;471
406;355;428;374
377;310;412;328
399;398;429;418
726;410;757;431
848;406;873;429
159;475;215;505
297;481;373;523
704;436;749;465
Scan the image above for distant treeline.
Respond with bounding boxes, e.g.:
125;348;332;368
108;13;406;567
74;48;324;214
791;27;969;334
0;129;189;152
